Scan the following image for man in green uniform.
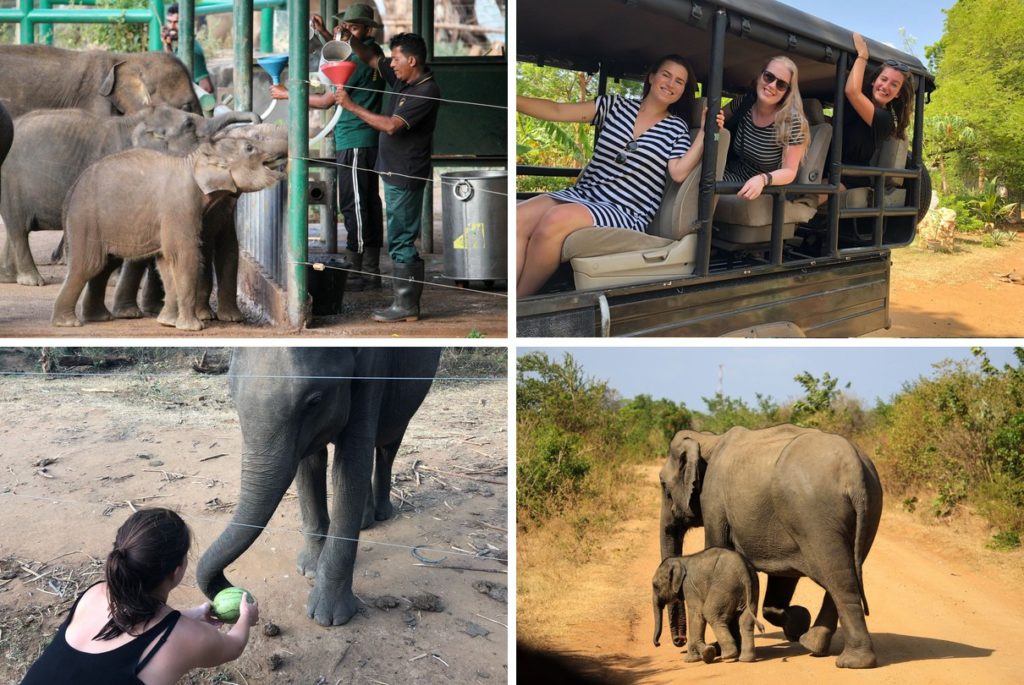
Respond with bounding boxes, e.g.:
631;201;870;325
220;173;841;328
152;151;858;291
272;4;386;290
162;3;214;96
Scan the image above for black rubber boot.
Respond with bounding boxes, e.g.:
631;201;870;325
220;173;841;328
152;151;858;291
372;260;423;322
363;246;382;289
344;251;365;291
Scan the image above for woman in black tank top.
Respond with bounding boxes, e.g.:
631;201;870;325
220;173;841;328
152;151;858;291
21;508;258;685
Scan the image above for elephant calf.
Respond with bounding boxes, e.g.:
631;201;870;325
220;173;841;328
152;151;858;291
52;125;287;331
653;547;763;664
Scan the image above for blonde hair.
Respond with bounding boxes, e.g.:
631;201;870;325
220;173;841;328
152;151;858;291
763;56;810;161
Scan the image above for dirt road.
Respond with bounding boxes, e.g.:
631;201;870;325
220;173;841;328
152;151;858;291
520;465;1024;684
0;360;508;684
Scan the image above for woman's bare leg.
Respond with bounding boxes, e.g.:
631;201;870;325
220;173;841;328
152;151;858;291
516;202;595;298
516;195;561;283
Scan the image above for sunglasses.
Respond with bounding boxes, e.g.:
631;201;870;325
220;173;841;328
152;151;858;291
884;59;911;73
761;69;790;91
615;140;638;165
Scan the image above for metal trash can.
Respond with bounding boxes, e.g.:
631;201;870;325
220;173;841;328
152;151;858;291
441;170;507;286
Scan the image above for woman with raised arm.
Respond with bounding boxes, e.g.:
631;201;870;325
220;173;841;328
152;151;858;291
21;508;259;685
516;54;709;298
720;55;809;201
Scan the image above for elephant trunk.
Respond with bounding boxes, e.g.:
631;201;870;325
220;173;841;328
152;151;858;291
205;110;261;136
660;519;688;647
653;591;664;646
196;443;297;599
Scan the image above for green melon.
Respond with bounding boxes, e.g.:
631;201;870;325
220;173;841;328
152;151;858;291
211;586;255;624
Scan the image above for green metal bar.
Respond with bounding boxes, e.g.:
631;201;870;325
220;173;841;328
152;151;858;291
287;0;310;327
412;0;434;248
38;0;52;45
260;7;273;53
149;0;165;52
178;0;194;81
196;0;284;15
19;0;33;44
234;0;253;111
11;8;155;23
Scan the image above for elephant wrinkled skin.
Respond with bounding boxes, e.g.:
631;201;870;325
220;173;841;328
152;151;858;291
652;548;763;664
52;124;287;330
660;425;883;668
196;348;442;627
0;45;199;118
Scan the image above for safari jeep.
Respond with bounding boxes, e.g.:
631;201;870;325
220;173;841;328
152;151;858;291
516;0;935;337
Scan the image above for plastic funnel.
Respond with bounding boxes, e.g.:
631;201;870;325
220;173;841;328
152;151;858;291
256;54;289;85
321;61;356;87
321;40;352;62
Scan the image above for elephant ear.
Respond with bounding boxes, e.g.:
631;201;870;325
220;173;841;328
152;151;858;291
669;559;686;598
678;437;704;523
100;62;152;114
193;145;239;195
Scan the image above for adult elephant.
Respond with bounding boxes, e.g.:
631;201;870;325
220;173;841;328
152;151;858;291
0;106;259;286
196;348;442;627
660;425;883;669
0;45;199;118
0;102;11;204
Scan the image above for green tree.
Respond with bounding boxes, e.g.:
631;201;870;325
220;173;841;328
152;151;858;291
926;0;1024;193
924;114;977;195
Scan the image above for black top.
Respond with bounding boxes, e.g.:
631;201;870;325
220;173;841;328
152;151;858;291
375;58;441;190
838;98;895;188
21;586;181;685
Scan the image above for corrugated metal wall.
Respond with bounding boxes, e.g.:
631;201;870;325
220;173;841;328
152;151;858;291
235;179;289;286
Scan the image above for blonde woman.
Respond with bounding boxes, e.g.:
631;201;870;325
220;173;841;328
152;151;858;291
721;56;810;200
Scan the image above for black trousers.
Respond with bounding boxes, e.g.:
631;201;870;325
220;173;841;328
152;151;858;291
336;146;384;252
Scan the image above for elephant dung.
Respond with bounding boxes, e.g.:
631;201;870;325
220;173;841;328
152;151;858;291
472;580;507;603
410;592;445;612
373;595;401;611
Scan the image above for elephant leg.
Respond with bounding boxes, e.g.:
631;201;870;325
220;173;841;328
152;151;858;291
0;239;15;282
763;575;810;642
7;223;45;286
49;235;66;265
140;260;164;314
296;447;329;577
683;607;713;663
169;246;204;331
368;440;401;526
805;561;876;668
196;238;216;321
52;255;99;327
800;591;838;656
710;618;739;661
212;224;243;322
155;256;180;327
307;438;374;626
81;260;119;322
738;611;757;662
112;260;147;318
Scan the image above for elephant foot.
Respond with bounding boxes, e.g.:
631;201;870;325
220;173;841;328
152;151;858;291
176;315;205;331
17;271;46;286
307;585;358;626
112;303;143;319
216;304;244;323
683;650;704;663
375;499;395;522
52;313;82;327
701;644;718;664
157;308;177;327
81;307;114;323
360;507;377;530
738;649;756;663
799;625;834;656
836;646;877;669
296;547;322;578
783;605;812;642
197;305;215;321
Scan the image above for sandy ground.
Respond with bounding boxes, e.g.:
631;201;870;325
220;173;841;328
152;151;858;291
0;354;508;684
871;233;1024;337
0;225;508;339
518;464;1024;684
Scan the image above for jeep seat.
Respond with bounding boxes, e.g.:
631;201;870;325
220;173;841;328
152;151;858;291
840;136;910;209
560;103;730;290
712;119;832;247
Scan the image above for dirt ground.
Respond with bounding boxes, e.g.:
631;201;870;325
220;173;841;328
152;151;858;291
871;232;1024;337
0;226;508;339
518;464;1024;684
0;353;508;684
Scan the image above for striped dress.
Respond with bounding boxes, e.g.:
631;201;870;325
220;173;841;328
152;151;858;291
548;95;691;231
723;106;806;183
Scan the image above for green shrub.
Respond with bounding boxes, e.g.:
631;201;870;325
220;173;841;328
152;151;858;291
986;531;1021;551
516;424;591;519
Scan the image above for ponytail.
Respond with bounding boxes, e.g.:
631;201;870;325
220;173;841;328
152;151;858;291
96;508;191;640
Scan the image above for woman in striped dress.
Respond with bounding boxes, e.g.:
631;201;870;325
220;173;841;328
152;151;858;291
722;56;809;201
516;55;709;298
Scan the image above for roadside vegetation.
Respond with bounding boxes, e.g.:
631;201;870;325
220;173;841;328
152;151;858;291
517;349;1024;557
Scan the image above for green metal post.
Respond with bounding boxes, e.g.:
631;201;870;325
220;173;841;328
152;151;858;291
19;0;34;44
178;0;195;80
287;0;310;327
260;7;273;53
38;0;52;44
234;0;253;111
149;0;165;52
413;1;434;251
320;0;337;254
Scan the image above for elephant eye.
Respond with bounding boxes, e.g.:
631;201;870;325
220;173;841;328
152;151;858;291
245;143;255;153
305;391;323;407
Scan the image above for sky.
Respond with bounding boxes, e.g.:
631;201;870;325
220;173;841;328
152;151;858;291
517;346;1021;410
782;0;956;62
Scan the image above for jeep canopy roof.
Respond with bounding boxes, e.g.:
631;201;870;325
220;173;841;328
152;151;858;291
518;0;936;100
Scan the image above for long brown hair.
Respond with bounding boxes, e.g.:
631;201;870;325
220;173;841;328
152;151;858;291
642;54;697;120
96;508;191;640
863;65;916;140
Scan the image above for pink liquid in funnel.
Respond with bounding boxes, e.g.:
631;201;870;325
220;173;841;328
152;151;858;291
322;61;357;86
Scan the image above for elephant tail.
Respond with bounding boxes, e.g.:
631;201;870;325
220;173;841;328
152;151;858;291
743;560;764;633
852;488;871;616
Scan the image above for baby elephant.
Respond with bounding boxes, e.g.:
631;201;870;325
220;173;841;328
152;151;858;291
53;125;287;330
652;547;763;664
